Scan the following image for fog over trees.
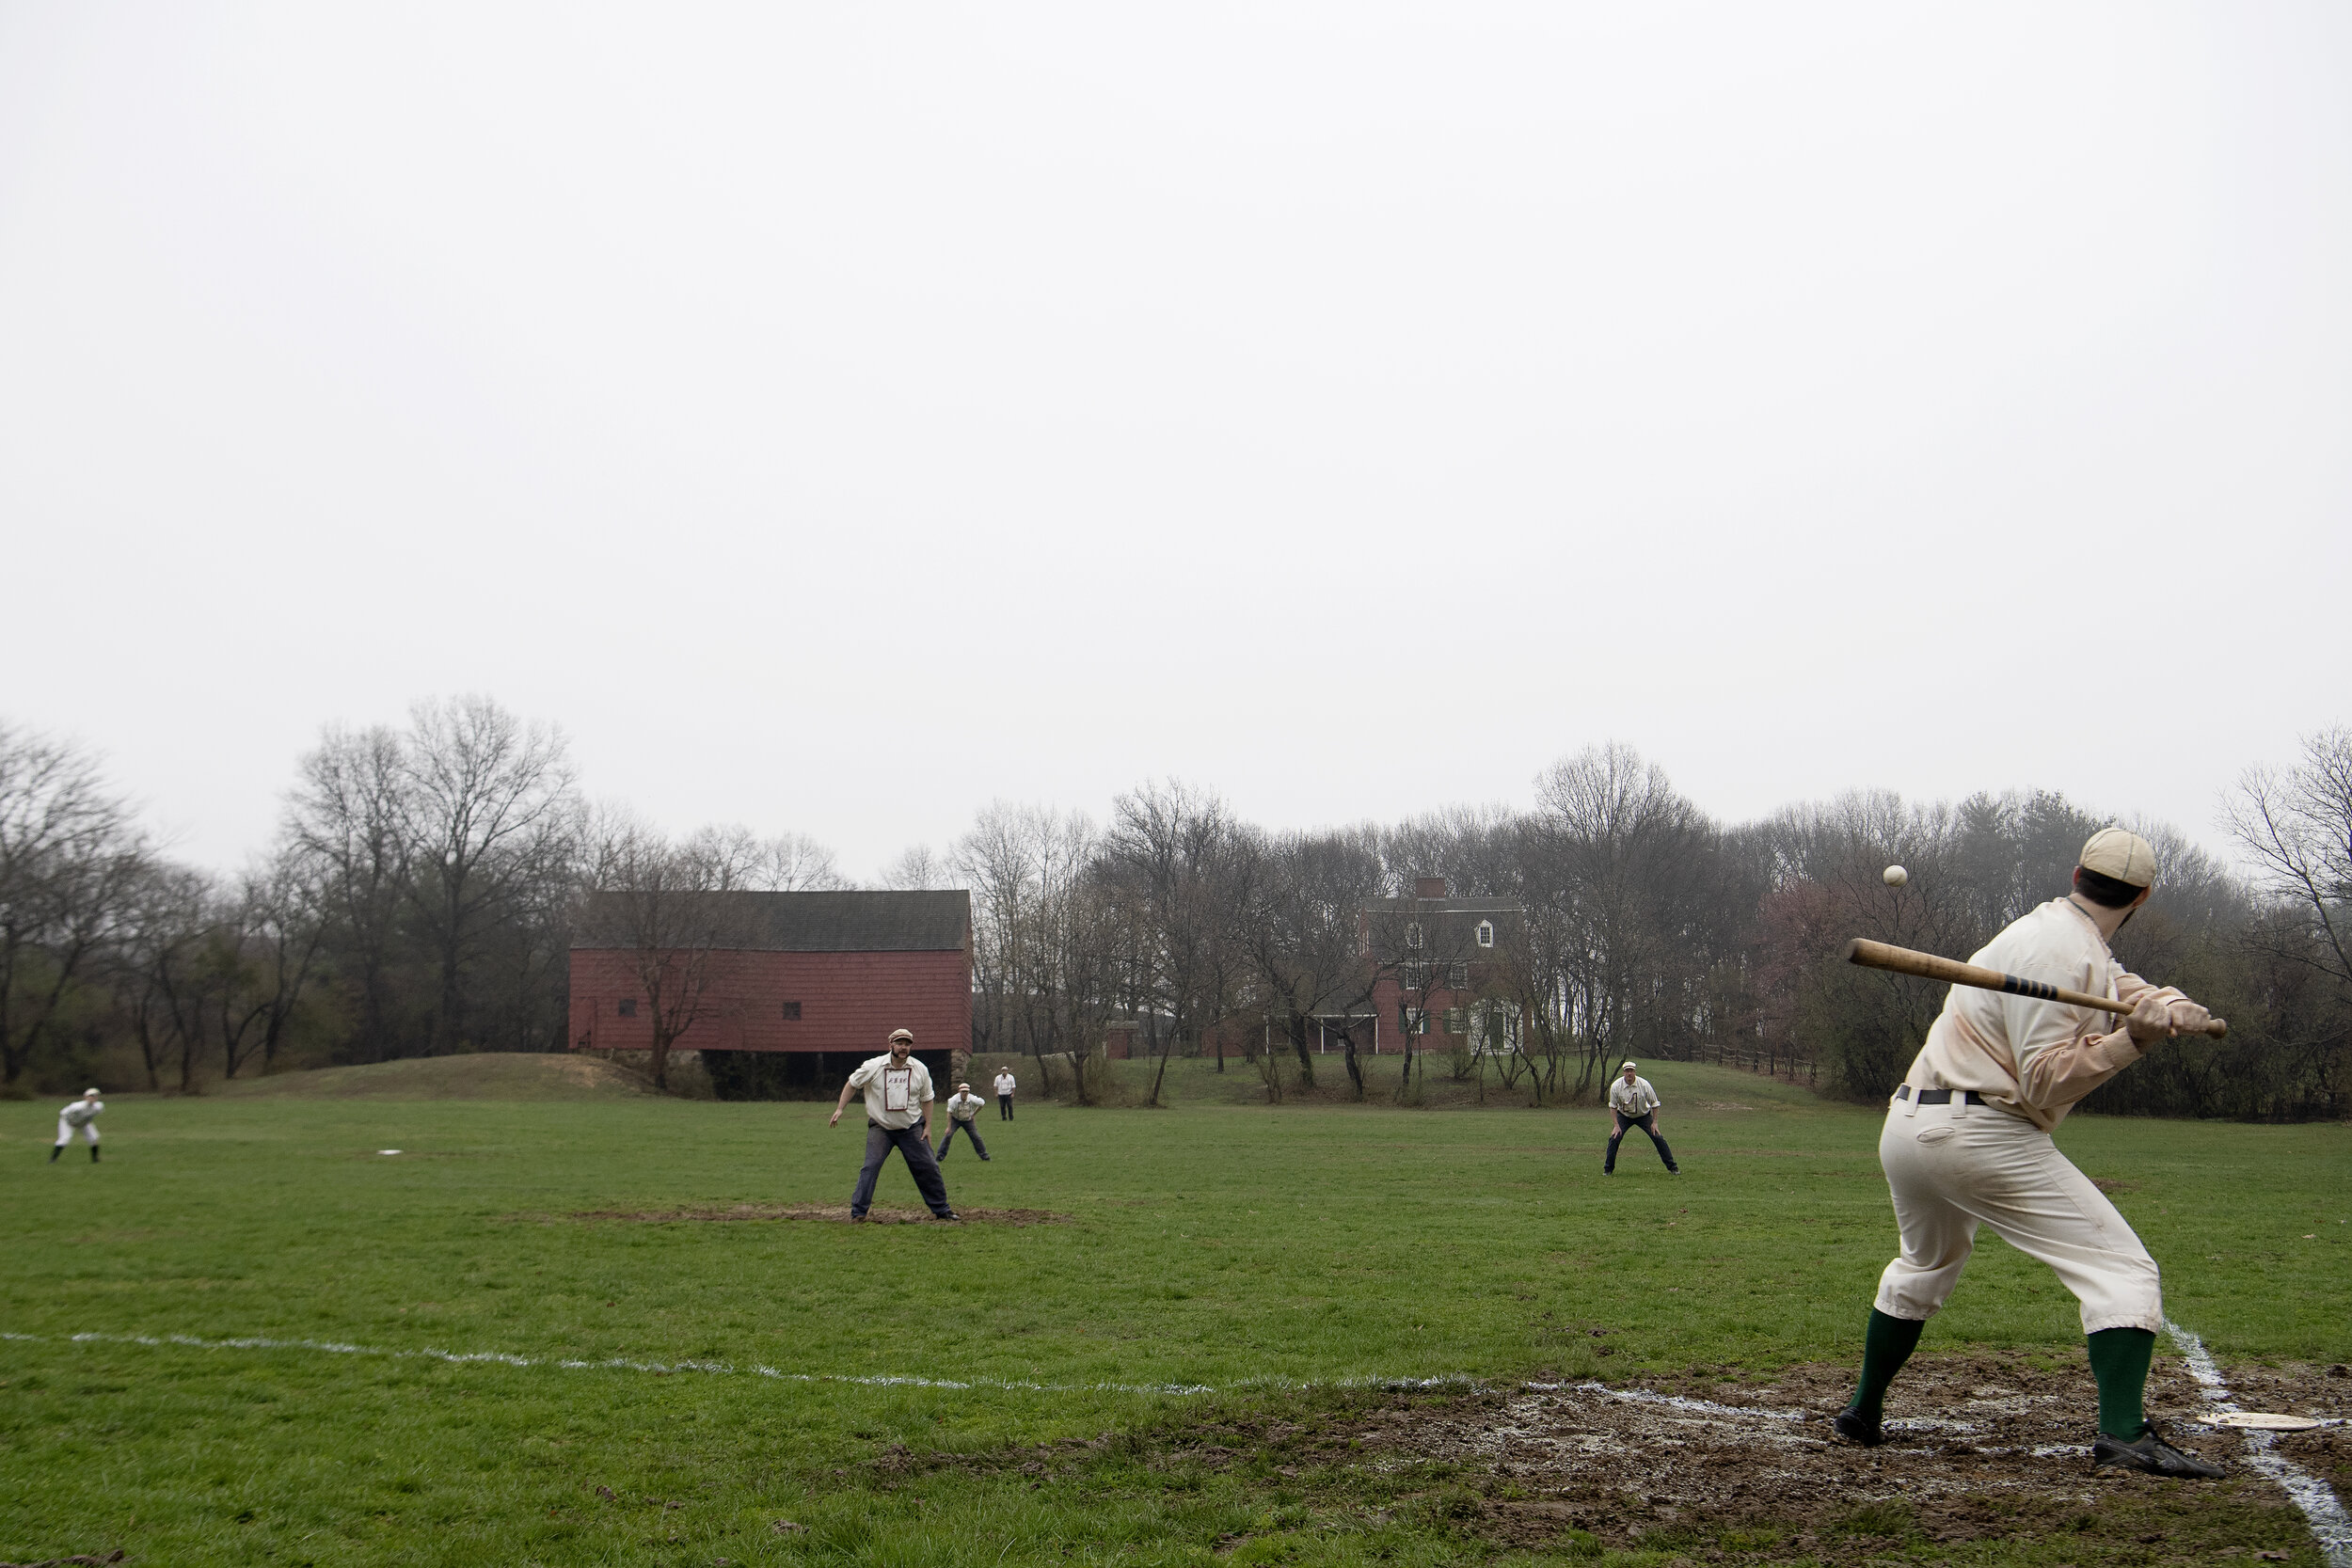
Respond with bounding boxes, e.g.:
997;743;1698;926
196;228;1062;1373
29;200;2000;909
2;703;2344;1120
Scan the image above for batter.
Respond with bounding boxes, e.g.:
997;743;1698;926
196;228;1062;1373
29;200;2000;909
1831;830;2226;1479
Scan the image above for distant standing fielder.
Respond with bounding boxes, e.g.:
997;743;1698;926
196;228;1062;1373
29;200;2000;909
52;1088;103;1163
1832;829;2224;1479
1603;1062;1678;1175
830;1029;959;1222
993;1067;1016;1120
935;1083;992;1162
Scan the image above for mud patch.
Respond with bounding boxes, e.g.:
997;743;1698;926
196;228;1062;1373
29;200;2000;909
568;1203;1070;1227
909;1354;2342;1562
1368;1353;2348;1559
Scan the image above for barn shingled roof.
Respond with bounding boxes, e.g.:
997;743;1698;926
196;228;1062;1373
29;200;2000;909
574;890;970;953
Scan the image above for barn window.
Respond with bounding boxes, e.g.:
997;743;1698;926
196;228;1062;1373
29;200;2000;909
1476;920;1495;948
616;998;637;1018
781;1001;802;1021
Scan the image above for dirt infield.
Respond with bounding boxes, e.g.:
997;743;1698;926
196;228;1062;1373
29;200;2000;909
1375;1354;2348;1557
876;1352;2347;1562
569;1203;1071;1227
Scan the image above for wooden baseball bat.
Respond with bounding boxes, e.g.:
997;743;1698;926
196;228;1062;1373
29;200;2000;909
1844;938;2228;1038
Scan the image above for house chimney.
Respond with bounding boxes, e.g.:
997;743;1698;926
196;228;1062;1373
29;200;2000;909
1414;876;1448;900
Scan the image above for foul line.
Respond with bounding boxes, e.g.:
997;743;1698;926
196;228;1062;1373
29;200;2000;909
0;1330;1811;1420
2166;1318;2352;1568
18;1320;2339;1563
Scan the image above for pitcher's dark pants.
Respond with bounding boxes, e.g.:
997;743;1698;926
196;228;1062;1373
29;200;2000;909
852;1122;954;1218
1606;1111;1678;1173
936;1117;989;1161
997;1094;1013;1121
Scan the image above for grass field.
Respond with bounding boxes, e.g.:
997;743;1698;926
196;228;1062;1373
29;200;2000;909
4;1057;2346;1567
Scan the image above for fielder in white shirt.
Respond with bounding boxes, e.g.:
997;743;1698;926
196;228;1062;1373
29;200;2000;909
993;1068;1017;1120
1603;1062;1678;1175
52;1088;103;1164
935;1083;992;1163
829;1028;958;1222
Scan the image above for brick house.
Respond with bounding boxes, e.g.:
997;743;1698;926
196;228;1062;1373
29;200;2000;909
568;890;972;1089
1354;877;1525;1054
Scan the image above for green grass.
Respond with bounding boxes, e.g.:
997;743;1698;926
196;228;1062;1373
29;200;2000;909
3;1058;2345;1565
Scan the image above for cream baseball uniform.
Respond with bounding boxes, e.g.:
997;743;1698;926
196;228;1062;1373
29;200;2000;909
1875;898;2185;1333
56;1097;103;1146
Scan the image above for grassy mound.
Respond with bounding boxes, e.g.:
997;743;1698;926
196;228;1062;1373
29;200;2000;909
207;1052;656;1101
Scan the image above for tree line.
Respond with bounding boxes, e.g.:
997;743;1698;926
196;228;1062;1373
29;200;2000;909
3;702;2344;1119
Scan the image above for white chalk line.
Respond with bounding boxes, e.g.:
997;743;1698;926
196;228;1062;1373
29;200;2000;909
2166;1317;2352;1568
3;1329;1823;1418
18;1321;2342;1562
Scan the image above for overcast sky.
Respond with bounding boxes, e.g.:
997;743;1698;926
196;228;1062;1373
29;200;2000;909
3;4;2345;879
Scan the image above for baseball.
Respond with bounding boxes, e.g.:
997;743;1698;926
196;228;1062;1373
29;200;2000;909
1883;864;1908;887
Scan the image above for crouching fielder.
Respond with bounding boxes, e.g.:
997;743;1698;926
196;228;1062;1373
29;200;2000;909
52;1088;103;1163
1834;830;2225;1479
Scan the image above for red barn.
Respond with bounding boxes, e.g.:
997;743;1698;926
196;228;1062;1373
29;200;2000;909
568;890;972;1092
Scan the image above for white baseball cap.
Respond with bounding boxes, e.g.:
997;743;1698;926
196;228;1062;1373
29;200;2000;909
2080;828;2157;888
889;1028;914;1043
84;1086;102;1096
1620;1060;1638;1071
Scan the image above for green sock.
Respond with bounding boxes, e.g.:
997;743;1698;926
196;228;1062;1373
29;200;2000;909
1847;1309;1926;1419
2088;1327;2155;1439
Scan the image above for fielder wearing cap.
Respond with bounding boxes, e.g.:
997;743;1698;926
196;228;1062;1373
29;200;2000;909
1603;1061;1678;1176
51;1088;103;1164
1832;829;2224;1478
934;1082;992;1164
830;1029;959;1222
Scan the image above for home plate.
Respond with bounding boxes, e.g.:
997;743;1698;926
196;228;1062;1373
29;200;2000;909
2214;1411;2324;1431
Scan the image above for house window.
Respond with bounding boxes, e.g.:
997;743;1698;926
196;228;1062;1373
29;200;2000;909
781;1001;802;1021
1442;1006;1467;1037
1401;1006;1429;1036
1448;961;1470;990
1476;920;1495;948
616;998;637;1018
1405;922;1424;950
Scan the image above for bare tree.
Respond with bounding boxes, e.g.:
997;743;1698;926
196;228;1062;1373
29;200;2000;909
2226;725;2352;990
1226;826;1387;1096
878;843;946;890
400;696;580;1055
579;815;765;1091
0;723;148;1089
282;724;411;1062
114;863;215;1092
1102;782;1249;1107
954;802;1111;1102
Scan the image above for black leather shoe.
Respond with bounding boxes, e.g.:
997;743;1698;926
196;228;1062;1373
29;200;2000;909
2092;1421;2225;1479
1830;1408;1883;1448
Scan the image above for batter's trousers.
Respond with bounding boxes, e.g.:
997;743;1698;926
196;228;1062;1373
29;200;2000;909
1873;1092;2161;1334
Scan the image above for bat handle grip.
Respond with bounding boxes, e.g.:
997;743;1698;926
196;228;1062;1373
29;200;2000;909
2201;1018;2229;1039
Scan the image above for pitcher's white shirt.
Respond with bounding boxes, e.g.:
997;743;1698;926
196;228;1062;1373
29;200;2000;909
993;1071;1016;1098
59;1099;103;1128
847;1054;933;1130
1903;898;2184;1132
1607;1076;1661;1117
944;1090;985;1123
